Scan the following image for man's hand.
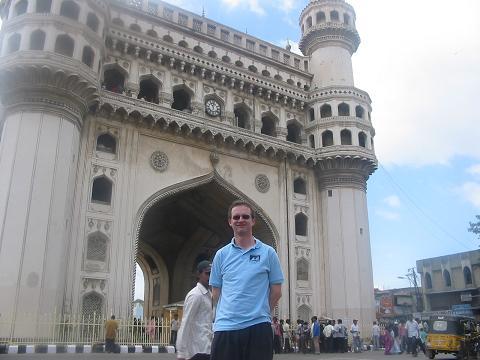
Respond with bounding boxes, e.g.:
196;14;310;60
269;284;282;312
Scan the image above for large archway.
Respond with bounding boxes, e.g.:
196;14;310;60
135;173;278;317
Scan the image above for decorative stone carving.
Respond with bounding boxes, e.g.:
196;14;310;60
210;151;219;168
150;151;169;172
255;174;270;193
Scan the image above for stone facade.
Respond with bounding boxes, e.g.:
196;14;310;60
0;0;377;337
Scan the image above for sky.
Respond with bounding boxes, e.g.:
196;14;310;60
133;0;480;297
3;0;477;297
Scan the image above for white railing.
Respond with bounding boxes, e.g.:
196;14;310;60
0;312;172;346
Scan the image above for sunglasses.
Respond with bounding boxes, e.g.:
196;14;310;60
232;214;251;220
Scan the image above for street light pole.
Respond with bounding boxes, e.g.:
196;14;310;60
398;267;423;313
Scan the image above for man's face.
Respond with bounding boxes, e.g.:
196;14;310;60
199;268;210;287
228;205;255;236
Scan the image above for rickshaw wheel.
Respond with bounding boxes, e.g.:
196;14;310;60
426;350;435;359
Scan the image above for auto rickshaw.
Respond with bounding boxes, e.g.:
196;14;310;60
426;315;479;359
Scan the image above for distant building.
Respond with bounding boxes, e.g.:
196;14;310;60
375;287;418;322
133;299;144;319
417;250;480;318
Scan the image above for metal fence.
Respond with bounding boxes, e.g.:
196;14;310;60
0;312;172;346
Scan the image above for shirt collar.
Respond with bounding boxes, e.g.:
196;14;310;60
197;282;210;295
230;237;261;250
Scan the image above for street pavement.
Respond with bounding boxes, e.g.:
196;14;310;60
0;351;456;359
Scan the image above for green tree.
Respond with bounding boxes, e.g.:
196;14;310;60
469;215;480;240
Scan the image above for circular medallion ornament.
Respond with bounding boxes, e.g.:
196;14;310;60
255;174;270;193
150;151;169;172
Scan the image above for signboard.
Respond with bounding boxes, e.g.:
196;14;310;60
452;304;473;316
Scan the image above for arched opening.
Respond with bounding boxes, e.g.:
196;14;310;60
14;0;28;16
54;34;74;57
286;121;302;144
340;129;352;145
82;292;104;318
248;65;257;73
464;267;473;285
274;74;282;81
295;213;307;236
60;0;80;21
82;46;95;68
193;45;203;54
7;34;21;54
297;305;311;323
306;16;312;28
294;178;307;195
309;108;315;122
103;67;126;93
425;272;432;289
320;104;332;118
86;13;100;33
172;86;193;112
138;77;160;104
338;103;350;116
36;0;52;13
135;176;277;317
309;134;315;149
262;69;270;77
355;105;364;119
163;34;173;43
443;269;451;287
222;55;231;63
330;10;339;22
344;13;351;25
234;104;251;130
30;30;46;50
146;29;158;38
96;133;117;154
316;11;326;24
130;23;141;32
178;40;188;48
261;115;276;137
322;130;334;147
208;50;217;59
297;258;309;281
358;132;367;148
91;176;113;205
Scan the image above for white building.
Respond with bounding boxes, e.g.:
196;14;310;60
0;0;377;338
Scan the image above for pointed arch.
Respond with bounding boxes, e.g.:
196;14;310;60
7;33;21;54
60;0;80;20
341;129;352;145
261;111;278;137
320;104;332;118
295;213;308;236
297;258;309;281
443;269;451;287
102;63;128;93
464;266;473;285
91;176;113;205
286;119;303;144
138;74;162;104
14;0;28;17
30;29;46;50
234;102;252;130
425;272;432;289
54;34;74;57
172;83;194;112
322;130;334;147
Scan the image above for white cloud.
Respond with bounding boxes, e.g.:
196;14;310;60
384;195;401;208
467;165;480;177
220;0;265;15
457;182;480;208
277;40;302;56
376;209;400;221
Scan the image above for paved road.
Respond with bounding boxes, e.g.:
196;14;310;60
0;352;456;359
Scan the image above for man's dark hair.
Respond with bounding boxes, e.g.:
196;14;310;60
228;200;255;219
111;315;115;319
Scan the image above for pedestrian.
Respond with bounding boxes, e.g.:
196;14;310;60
399;320;407;353
146;316;156;342
311;316;320;354
176;260;213;360
323;320;334;353
171;314;179;347
372;321;380;350
105;315;119;353
384;325;393;355
406;315;419;357
209;200;284;360
283;319;292;353
272;317;282;354
350;319;362;353
335;319;346;353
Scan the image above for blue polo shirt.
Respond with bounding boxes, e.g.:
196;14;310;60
209;238;284;331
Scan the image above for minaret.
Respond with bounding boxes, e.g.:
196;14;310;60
0;0;107;335
300;0;377;335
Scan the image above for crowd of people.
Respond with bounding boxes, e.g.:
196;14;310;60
380;316;428;357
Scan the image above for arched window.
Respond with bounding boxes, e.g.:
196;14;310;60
82;293;103;318
129;23;141;32
234;105;251;130
344;13;351;25
208;50;217;59
464;267;473;285
172;87;192;112
82;46;95;68
425;272;432;289
297;258;309;281
54;34;74;57
103;68;125;93
112;18;124;27
86;232;108;262
322;130;334;147
14;0;28;16
295;213;308;236
286;122;302;144
358;132;367;148
36;0;52;13
193;45;203;54
309;134;315;149
330;10;339;22
341;129;352;145
222;55;231;63
262;69;270;77
178;40;188;48
96;133;116;154
60;0;80;20
355;105;365;119
297;305;312;322
261;115;276;137
86;13;99;32
7;34;21;54
138;78;160;104
306;16;312;28
316;11;326;23
443;269;452;287
30;30;46;50
146;29;158;38
294;178;307;195
309;108;315;122
91;176;113;205
320;104;332;118
163;34;173;43
338;103;350;116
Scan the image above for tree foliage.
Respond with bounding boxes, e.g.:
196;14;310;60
468;215;480;239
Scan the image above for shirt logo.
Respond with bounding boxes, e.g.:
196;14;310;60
250;255;260;262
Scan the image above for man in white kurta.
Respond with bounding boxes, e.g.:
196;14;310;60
176;260;213;360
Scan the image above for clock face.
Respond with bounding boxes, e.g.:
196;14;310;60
205;99;221;117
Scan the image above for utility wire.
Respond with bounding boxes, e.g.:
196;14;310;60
378;163;472;251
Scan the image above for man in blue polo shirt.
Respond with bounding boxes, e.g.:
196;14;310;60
209;200;284;360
